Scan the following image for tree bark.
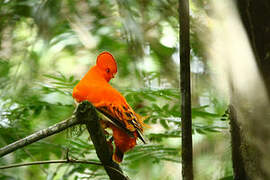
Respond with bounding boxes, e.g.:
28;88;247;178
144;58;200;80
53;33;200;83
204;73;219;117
228;105;248;180
231;1;270;179
76;101;128;180
235;0;270;97
179;0;193;179
0;116;78;157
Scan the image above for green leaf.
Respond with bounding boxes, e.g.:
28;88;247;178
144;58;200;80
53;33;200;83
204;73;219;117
160;119;169;129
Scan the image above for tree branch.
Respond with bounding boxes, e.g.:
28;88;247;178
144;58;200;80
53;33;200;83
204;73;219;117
179;0;193;179
0;158;124;177
76;101;128;180
0;159;102;170
0;101;128;180
0;116;79;158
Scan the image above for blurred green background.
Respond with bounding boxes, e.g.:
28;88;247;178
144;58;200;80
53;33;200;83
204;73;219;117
0;0;231;179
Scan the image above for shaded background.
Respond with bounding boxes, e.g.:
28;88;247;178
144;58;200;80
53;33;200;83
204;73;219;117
0;0;231;179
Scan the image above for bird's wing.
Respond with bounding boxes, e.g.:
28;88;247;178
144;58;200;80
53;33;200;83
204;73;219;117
96;103;146;144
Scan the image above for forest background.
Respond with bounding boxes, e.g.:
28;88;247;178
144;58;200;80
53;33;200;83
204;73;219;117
1;0;269;179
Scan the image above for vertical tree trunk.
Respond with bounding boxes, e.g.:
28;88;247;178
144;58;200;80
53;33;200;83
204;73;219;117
231;1;270;179
228;105;247;180
179;0;193;179
235;0;270;97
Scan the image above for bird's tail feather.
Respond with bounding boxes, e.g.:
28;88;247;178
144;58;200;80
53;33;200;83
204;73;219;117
113;147;124;163
136;129;146;144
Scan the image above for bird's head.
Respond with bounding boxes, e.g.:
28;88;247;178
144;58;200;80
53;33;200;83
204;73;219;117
96;52;117;82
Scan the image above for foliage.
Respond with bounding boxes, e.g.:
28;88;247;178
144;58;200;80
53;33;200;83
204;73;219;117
0;0;231;179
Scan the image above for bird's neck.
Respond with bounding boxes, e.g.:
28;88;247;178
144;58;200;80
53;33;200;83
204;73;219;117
84;65;109;83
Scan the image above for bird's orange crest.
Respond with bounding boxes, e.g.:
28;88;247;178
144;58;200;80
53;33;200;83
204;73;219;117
96;52;117;82
97;52;117;73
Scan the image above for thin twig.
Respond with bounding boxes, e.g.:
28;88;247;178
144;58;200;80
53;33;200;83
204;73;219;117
0;159;127;179
0;159;102;170
22;147;48;174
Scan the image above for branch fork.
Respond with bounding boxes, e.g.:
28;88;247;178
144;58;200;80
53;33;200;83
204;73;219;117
0;101;128;180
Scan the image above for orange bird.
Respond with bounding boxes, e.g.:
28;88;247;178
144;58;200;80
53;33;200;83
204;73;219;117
72;52;146;163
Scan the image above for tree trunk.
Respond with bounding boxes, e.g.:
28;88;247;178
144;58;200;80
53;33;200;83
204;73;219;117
228;105;247;180
231;1;270;179
235;0;270;97
179;0;193;179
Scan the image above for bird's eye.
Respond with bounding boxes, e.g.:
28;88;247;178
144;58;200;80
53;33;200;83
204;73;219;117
106;68;110;73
